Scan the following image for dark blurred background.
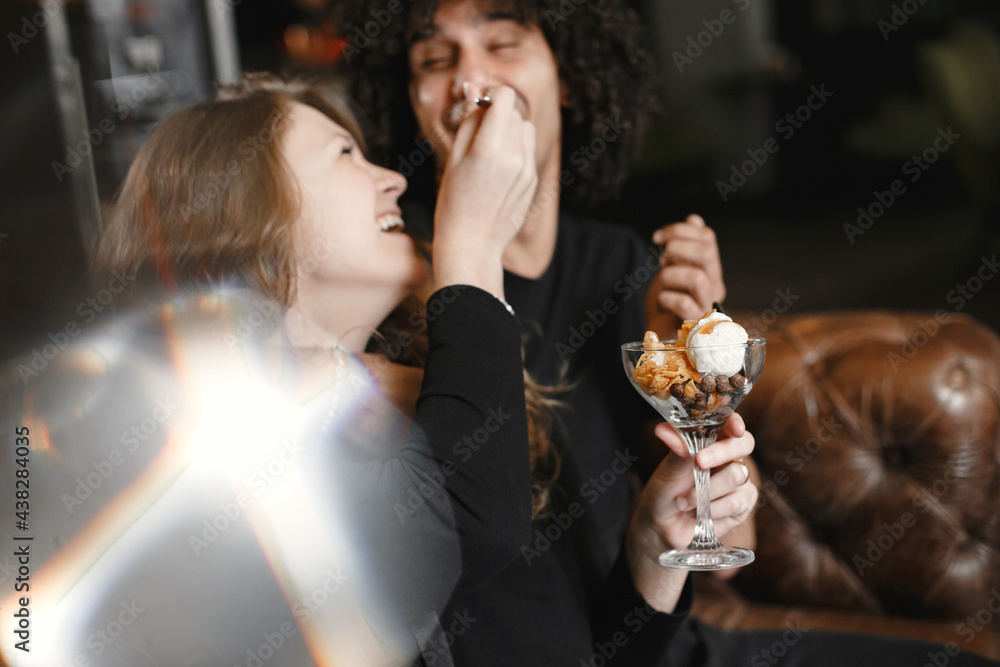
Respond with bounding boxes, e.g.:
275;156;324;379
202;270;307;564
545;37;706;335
1;0;999;363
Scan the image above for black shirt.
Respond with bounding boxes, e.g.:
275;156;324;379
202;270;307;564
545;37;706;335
440;213;693;666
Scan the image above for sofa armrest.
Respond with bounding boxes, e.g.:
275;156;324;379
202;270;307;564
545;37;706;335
722;310;1000;642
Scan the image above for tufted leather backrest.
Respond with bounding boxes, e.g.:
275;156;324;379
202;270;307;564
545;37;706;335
730;311;1000;625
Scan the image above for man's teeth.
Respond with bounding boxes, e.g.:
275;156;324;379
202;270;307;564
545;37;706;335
444;99;471;131
378;214;405;232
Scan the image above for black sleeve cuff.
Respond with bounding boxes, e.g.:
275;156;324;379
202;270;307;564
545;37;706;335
592;546;694;665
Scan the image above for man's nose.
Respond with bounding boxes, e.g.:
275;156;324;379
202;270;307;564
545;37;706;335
450;50;493;100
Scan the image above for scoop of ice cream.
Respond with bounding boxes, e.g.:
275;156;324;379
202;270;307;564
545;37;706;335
686;312;749;376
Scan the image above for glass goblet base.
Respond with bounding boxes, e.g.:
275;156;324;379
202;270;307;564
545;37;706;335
658;545;755;571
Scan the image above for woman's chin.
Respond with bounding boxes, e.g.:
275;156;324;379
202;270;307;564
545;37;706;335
405;262;432;296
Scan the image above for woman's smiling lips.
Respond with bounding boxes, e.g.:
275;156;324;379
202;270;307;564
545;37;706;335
377;211;405;232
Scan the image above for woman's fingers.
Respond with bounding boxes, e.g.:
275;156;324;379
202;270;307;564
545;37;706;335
695;414;753;469
449;104;481;165
468;85;516;153
656;413;756;515
449;85;517;164
653;421;689;460
708;483;758;534
654;413;753;469
674;459;751;506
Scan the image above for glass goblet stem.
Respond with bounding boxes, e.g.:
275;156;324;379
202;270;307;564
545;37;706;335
681;425;725;552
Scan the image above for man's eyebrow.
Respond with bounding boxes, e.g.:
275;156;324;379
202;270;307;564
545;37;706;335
482;11;522;24
409;10;526;45
409;24;438;44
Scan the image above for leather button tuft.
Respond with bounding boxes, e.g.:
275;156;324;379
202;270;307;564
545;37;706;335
880;442;909;469
945;364;971;389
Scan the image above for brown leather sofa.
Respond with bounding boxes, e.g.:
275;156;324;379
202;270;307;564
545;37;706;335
693;310;1000;660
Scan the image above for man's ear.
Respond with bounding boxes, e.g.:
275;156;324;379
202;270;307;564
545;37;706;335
559;79;572;108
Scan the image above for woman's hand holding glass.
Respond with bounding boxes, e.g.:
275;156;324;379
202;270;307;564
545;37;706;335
625;414;758;612
432;86;538;297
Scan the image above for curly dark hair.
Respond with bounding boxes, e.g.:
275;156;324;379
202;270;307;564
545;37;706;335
329;0;659;207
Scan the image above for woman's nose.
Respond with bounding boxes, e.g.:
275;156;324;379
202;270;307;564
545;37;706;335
377;165;407;200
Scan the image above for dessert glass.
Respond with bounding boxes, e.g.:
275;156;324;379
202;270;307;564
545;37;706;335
621;338;765;570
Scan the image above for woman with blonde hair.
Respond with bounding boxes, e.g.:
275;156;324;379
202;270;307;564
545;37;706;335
8;72;549;667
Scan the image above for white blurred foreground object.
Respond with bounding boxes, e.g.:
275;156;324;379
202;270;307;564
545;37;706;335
0;289;446;667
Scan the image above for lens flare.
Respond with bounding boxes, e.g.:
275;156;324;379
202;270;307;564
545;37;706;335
1;289;425;666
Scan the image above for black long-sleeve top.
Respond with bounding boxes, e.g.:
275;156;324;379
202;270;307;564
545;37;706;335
436;214;694;666
336;285;534;662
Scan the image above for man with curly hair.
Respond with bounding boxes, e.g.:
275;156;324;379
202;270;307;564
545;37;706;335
334;5;1000;667
331;0;750;664
329;2;1000;667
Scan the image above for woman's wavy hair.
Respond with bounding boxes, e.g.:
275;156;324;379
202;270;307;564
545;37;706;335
95;72;560;517
330;0;659;207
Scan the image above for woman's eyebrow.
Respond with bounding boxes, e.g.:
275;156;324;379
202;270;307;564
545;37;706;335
318;130;353;158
